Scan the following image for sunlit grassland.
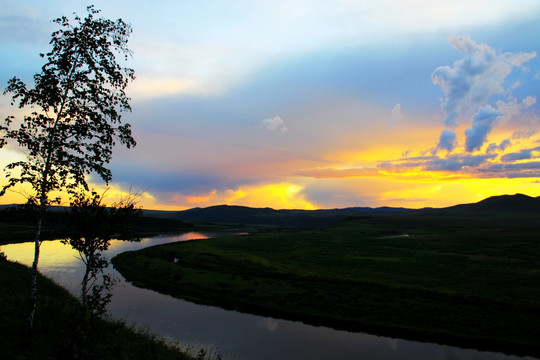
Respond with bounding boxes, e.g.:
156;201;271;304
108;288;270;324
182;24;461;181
112;213;540;356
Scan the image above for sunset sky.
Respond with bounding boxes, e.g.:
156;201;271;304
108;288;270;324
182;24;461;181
1;1;540;210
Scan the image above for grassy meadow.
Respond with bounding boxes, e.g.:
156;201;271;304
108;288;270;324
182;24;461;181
112;212;540;356
0;256;197;360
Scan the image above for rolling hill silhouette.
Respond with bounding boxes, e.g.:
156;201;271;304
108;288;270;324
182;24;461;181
427;193;540;217
4;193;537;227
169;193;540;226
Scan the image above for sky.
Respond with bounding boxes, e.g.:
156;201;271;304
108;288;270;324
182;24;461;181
1;0;540;210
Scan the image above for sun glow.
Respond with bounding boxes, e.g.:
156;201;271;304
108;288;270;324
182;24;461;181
167;183;317;210
1;4;539;213
378;177;540;208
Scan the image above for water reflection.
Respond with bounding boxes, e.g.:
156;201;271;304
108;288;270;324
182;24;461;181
3;240;81;268
107;232;208;254
2;233;538;360
162;232;210;241
259;318;279;332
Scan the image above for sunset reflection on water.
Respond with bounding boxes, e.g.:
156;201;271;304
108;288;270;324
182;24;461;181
0;231;229;293
159;232;209;241
2;232;220;266
1;240;80;268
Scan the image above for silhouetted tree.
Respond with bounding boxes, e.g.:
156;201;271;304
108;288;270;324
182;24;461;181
0;6;136;330
62;191;140;316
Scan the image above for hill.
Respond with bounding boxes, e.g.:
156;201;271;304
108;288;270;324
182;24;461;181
425;193;540;217
159;193;540;226
171;204;411;227
2;194;538;234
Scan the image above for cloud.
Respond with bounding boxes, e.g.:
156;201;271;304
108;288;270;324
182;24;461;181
501;149;534;162
504;161;540;171
184;189;218;204
262;116;287;132
435;129;457;153
500;146;540;162
406;35;540;181
431;35;536;128
512;129;537;140
378;153;496;175
387;103;402;128
174;183;317;210
495;95;537;125
292;167;380;179
424;157;464;171
464;105;501;152
380;146;540;179
499;139;512;151
487;139;512;153
522;96;536;107
486;143;497;153
424;154;495;171
401;150;412;158
475;160;540;179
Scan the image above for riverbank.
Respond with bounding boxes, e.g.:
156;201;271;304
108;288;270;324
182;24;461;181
112;214;540;357
0;256;195;360
0;206;198;245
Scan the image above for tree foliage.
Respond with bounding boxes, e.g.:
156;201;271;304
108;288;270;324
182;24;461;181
0;5;136;330
0;5;136;203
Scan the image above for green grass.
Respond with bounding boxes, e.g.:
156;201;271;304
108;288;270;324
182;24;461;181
112;214;540;357
0;256;195;360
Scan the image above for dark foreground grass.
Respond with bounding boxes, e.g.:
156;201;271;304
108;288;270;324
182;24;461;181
0;257;194;360
112;214;540;357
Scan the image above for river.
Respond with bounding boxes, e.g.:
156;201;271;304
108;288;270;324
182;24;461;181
1;232;537;360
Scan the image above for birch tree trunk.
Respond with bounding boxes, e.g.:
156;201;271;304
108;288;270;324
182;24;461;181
81;255;92;309
27;212;43;333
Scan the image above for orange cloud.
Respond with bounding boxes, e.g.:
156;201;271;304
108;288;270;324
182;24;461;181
185;190;218;204
169;183;317;210
379;177;540;208
292;167;381;178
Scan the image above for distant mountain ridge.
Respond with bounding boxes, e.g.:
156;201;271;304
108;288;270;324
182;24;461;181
175;194;540;226
171;205;344;227
3;194;538;227
427;193;540;216
167;203;414;227
169;194;539;226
